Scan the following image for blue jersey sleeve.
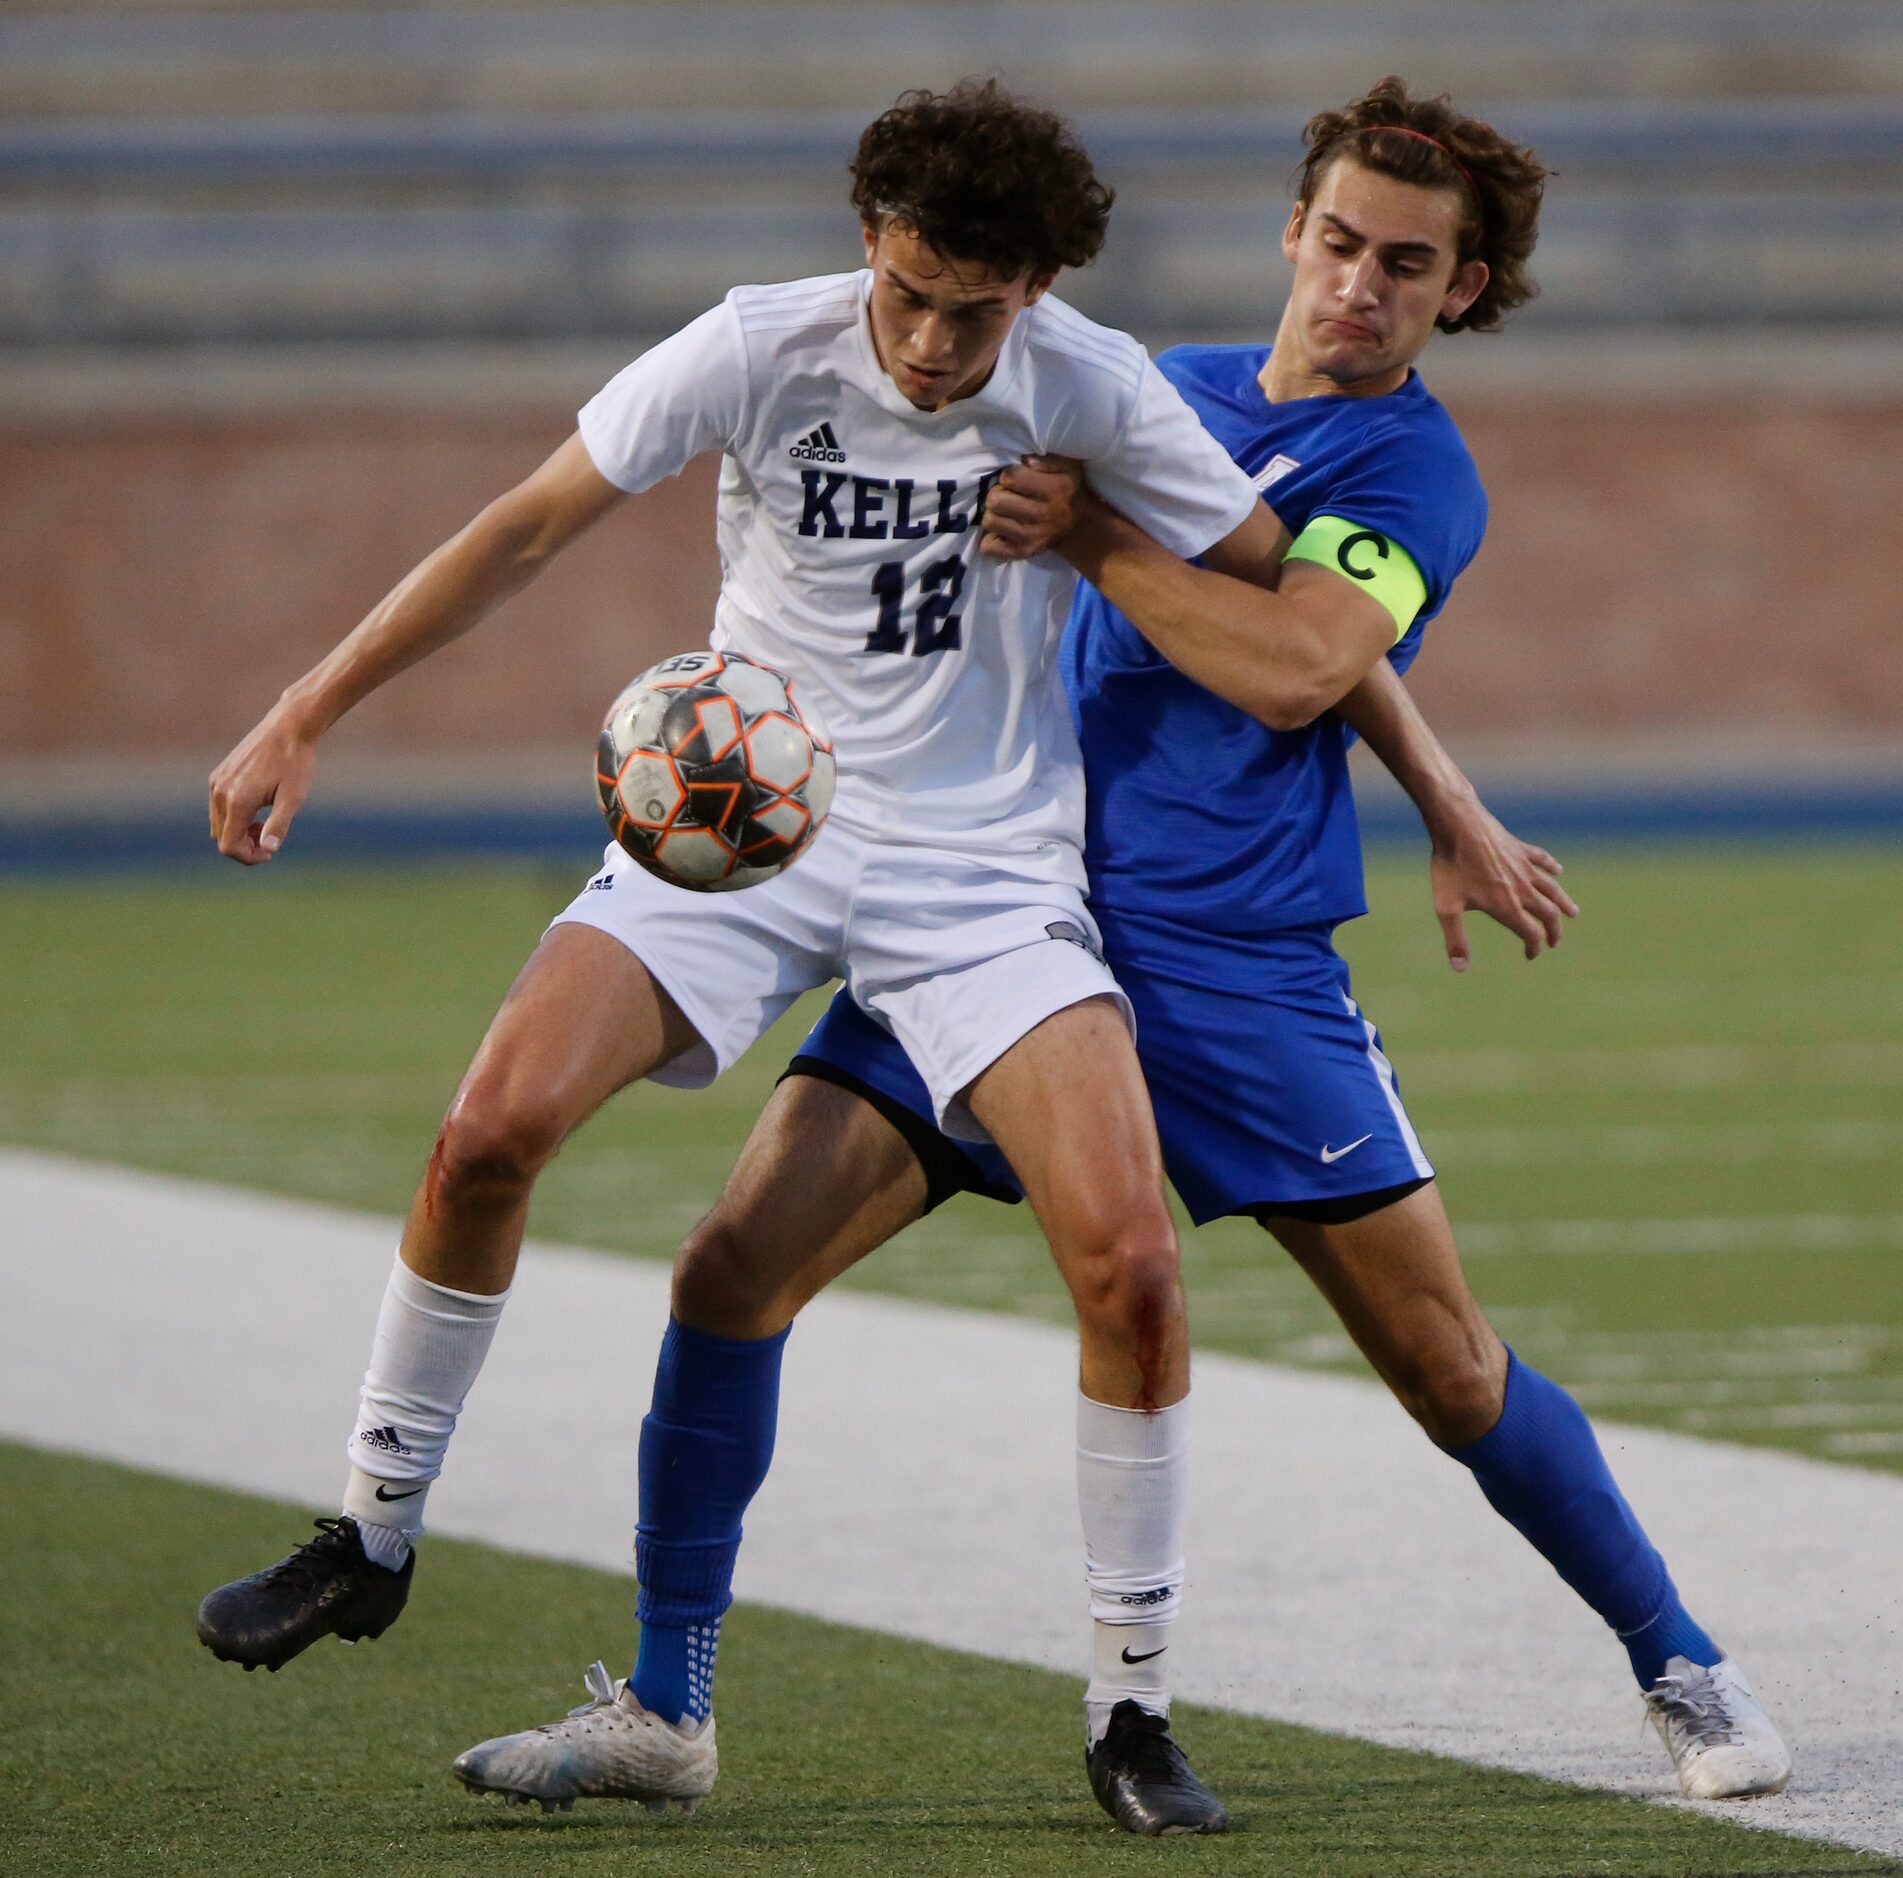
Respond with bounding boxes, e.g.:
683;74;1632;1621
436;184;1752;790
1303;411;1487;625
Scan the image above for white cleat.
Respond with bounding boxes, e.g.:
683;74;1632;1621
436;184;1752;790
452;1662;716;1815
1644;1656;1792;1800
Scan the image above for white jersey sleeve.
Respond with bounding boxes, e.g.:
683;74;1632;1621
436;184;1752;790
1084;359;1262;561
578;298;749;495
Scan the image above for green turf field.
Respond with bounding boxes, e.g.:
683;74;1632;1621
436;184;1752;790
3;846;1899;1472
7;1439;1895;1878
6;849;1902;1873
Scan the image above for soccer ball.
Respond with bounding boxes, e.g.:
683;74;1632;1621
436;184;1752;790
595;649;835;892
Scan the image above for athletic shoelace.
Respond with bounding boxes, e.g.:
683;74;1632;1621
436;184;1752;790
531;1661;625;1735
1645;1668;1742;1748
259;1517;359;1591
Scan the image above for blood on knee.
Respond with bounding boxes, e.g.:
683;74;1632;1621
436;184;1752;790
1129;1283;1172;1414
429;1090;566;1205
1066;1228;1182;1376
422;1123;450;1222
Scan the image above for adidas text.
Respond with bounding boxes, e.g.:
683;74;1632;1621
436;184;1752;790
789;422;846;463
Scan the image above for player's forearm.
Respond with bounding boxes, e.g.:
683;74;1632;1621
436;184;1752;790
1335;659;1481;845
1061;505;1347;730
276;502;559;738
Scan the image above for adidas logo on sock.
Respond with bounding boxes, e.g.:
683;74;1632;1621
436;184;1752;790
1117;1584;1176;1608
357;1424;413;1456
788;422;846;463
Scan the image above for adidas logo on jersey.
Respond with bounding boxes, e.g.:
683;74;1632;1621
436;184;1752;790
357;1424;412;1456
788;422;846;464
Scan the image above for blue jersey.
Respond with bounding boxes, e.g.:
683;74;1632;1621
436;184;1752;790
1066;344;1487;935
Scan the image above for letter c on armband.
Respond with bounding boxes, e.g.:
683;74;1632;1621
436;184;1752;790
1335;530;1388;581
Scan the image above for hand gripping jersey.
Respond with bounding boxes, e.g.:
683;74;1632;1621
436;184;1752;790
1066;343;1487;934
788;344;1486;1212
579;273;1262;879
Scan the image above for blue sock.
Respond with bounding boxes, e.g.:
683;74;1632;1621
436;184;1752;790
1448;1351;1721;1688
630;1317;788;1725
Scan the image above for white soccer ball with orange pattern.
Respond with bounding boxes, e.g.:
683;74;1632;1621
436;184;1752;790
595;650;835;892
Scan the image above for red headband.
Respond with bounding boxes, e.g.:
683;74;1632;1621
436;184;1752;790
1355;124;1477;197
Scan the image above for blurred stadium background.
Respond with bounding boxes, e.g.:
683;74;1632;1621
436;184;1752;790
2;0;1901;845
4;7;1902;1873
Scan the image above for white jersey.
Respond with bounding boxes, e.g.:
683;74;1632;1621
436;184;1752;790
579;269;1260;874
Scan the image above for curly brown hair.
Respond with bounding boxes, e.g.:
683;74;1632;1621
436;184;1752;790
1297;77;1550;334
850;79;1113;281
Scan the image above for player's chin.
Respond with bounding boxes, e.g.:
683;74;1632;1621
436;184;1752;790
1311;330;1394;380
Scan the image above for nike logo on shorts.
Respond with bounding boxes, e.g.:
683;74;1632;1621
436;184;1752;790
1319;1134;1374;1164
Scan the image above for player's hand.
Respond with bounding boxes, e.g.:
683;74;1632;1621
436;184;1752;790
979;455;1087;560
208;706;319;865
1429;801;1579;970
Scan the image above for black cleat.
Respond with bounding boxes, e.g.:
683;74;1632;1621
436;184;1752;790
196;1516;413;1672
1086;1699;1231;1837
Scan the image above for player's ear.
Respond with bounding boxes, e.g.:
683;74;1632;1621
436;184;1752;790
861;219;882;267
1021;270;1059;308
1441;256;1488;324
1281;201;1306;264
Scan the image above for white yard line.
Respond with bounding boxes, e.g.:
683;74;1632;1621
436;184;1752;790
1458;1214;1903;1257
4;1148;1901;1859
1433;1119;1895;1167
1401;1039;1903;1094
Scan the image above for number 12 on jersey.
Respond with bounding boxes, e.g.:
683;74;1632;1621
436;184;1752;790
865;556;966;657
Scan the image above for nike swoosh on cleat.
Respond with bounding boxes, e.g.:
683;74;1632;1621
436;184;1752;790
1319;1134;1374;1164
1120;1646;1167;1664
374;1484;423;1502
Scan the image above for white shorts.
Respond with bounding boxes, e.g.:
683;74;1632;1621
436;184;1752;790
549;820;1128;1142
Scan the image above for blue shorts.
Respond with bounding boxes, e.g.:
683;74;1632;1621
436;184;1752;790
787;911;1434;1226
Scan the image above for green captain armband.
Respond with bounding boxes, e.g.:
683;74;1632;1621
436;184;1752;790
1284;514;1428;640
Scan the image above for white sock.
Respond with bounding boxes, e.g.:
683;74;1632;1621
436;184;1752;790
1077;1391;1188;1745
355;1518;415;1572
340;1254;509;1560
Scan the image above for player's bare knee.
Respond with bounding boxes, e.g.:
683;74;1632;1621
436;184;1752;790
433;1088;568;1201
1064;1220;1183;1344
1411;1343;1506;1448
672;1212;780;1330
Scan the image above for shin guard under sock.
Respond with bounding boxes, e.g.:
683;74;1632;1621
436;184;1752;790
1077;1393;1188;1743
341;1254;509;1560
1449;1351;1720;1686
631;1318;788;1724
